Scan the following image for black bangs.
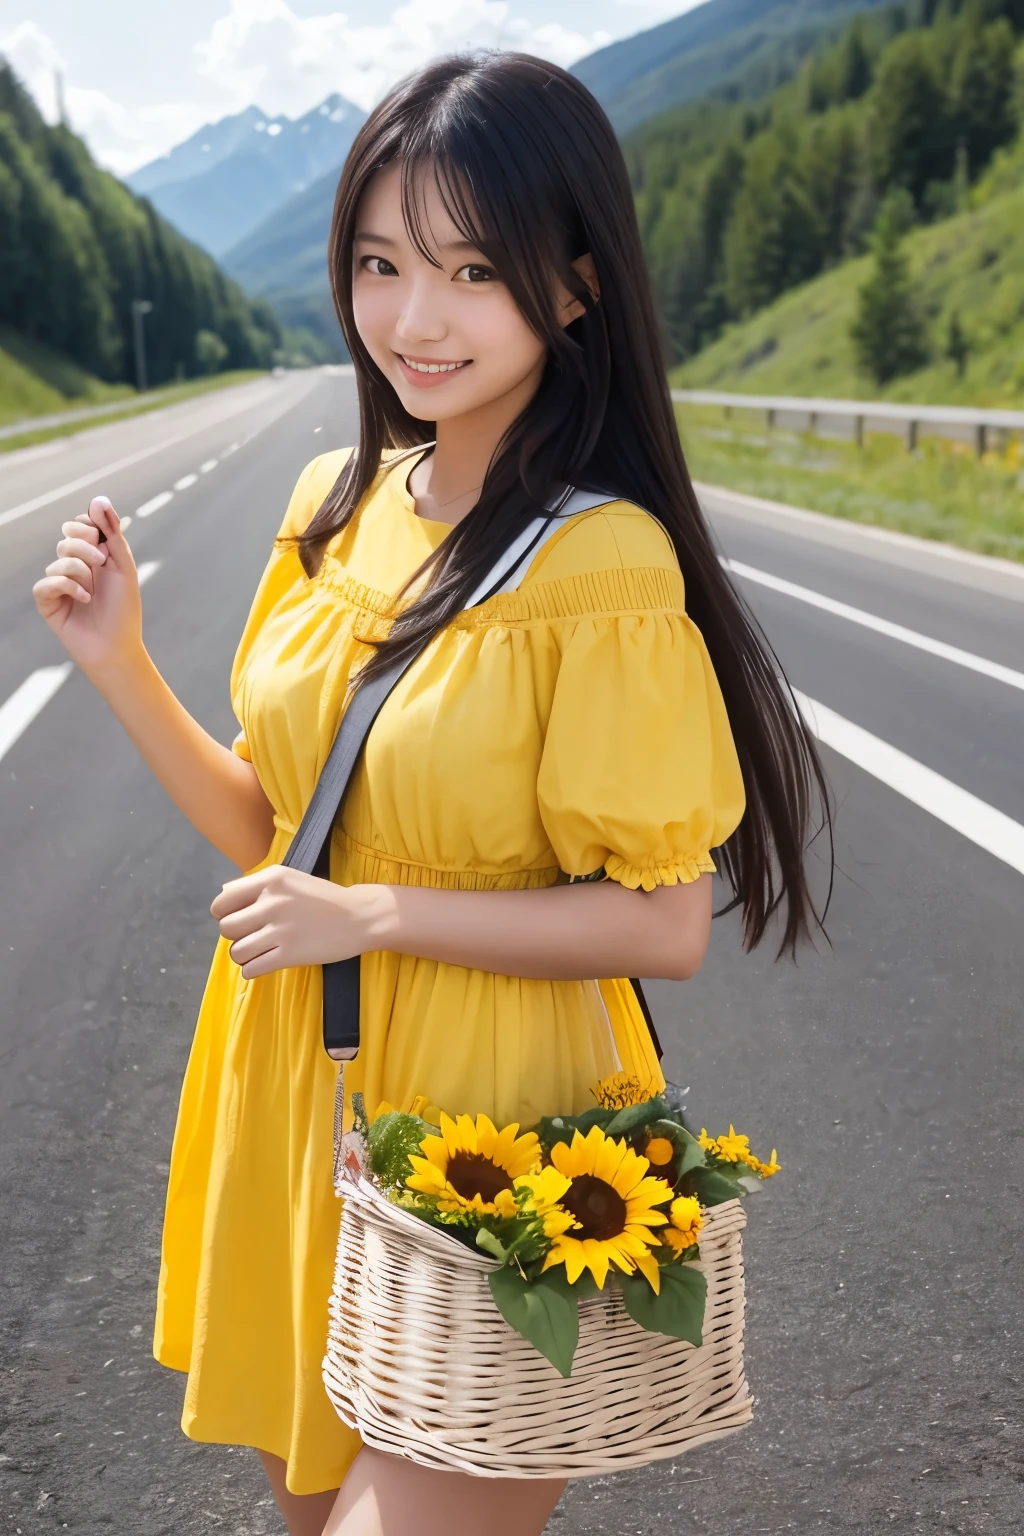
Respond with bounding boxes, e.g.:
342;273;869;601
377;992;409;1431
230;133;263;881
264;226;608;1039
295;49;833;960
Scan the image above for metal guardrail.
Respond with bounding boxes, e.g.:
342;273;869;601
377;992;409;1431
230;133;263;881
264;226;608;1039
670;389;1024;454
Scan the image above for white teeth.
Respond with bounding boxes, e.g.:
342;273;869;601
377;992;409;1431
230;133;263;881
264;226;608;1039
402;356;467;374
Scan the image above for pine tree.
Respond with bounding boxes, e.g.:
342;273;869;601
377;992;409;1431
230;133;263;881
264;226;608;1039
850;195;929;385
945;311;969;379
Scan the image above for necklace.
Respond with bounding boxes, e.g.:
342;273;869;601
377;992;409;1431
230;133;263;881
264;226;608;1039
422;481;484;510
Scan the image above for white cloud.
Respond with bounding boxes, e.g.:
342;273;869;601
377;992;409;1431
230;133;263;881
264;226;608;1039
0;21;205;173
194;0;610;118
2;2;612;175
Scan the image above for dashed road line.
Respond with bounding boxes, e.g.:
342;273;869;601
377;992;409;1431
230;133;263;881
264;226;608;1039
200;460;217;473
136;560;161;586
726;558;1024;692
0;664;73;764
796;690;1024;877
0;432;198;530
173;473;198;491
136;490;173;519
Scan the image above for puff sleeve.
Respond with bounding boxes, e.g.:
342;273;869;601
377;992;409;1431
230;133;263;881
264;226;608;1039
228;449;352;760
536;601;745;891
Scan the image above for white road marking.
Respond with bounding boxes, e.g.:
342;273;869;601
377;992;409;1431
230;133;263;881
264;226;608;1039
726;559;1024;692
0;431;195;529
796;690;1024;877
118;515;132;533
0;566;161;765
200;459;217;473
135;491;173;519
173;473;197;491
0;664;73;765
222;442;239;456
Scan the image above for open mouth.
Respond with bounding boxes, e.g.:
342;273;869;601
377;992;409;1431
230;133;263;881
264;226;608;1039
397;353;472;376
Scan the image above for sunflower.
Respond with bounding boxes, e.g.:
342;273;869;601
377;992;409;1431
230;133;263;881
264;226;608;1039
541;1126;673;1291
662;1194;703;1256
405;1112;541;1217
514;1166;577;1238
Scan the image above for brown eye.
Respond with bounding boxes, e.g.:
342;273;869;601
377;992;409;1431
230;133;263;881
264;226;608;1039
455;264;496;283
361;256;397;276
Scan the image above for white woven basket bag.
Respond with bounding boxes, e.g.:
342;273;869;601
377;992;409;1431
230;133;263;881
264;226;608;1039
322;1105;753;1478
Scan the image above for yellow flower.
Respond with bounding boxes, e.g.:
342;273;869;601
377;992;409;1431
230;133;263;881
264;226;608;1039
373;1094;442;1127
592;1073;653;1110
515;1166;577;1238
406;1112;541;1216
662;1195;703;1256
643;1135;677;1177
541;1127;673;1292
710;1125;752;1164
701;1125;781;1177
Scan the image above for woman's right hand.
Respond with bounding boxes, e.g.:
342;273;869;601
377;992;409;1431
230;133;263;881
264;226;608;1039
32;496;143;678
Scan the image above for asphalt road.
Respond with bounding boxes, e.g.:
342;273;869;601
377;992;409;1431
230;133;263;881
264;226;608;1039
1;371;1021;1535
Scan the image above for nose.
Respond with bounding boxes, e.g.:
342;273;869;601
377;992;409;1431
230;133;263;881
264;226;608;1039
394;271;448;348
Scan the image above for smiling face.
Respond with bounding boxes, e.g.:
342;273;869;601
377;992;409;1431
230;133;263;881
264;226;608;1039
351;161;585;425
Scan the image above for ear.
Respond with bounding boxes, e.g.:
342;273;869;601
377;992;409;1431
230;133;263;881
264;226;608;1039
558;252;601;327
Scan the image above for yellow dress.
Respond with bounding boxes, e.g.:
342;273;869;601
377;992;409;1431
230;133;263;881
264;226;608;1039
153;447;746;1494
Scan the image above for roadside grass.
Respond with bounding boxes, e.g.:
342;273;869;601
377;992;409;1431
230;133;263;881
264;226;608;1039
677;404;1024;564
669;173;1024;409
0;370;269;456
0;326;131;424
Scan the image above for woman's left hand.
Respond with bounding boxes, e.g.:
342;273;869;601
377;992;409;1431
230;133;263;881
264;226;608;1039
211;865;370;979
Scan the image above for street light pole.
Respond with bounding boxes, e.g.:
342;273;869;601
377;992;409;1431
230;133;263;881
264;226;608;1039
131;299;153;392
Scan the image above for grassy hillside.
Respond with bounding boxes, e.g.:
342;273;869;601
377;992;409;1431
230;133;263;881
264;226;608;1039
670;149;1024;405
0;326;130;426
0;61;280;386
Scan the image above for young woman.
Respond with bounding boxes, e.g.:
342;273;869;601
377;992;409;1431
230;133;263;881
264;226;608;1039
33;50;828;1536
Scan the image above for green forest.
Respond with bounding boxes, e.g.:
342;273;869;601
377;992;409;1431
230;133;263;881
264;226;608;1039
0;62;281;389
628;0;1024;365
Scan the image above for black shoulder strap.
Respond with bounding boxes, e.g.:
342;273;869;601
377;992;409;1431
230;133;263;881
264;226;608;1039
281;485;663;1064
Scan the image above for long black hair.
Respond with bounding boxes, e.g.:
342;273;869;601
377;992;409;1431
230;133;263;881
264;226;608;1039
295;49;832;956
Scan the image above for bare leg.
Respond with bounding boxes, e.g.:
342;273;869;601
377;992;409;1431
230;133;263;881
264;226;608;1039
259;1450;340;1536
323;1446;566;1536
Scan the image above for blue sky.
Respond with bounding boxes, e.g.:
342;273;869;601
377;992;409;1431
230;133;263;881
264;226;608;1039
0;0;692;174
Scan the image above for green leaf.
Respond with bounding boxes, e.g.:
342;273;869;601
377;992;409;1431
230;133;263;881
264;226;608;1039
673;1126;706;1178
690;1165;745;1206
475;1227;510;1263
619;1264;707;1346
604;1095;669;1138
487;1267;580;1377
366;1113;433;1187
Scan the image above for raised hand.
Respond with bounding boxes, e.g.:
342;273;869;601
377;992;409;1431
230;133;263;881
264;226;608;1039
32;496;143;678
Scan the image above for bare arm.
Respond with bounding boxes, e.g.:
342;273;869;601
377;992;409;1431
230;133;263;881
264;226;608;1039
33;497;275;870
211;866;714;982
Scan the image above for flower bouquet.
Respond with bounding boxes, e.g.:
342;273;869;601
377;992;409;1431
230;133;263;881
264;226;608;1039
322;1072;776;1475
336;1073;778;1381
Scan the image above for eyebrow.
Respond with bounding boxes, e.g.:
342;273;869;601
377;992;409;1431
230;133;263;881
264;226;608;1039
353;230;483;253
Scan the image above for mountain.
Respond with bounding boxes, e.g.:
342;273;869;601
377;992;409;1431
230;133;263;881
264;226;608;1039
221;165;342;344
571;0;886;134
0;60;280;386
127;94;365;257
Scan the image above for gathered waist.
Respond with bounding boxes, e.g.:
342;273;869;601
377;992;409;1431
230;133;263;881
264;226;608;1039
267;817;561;892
